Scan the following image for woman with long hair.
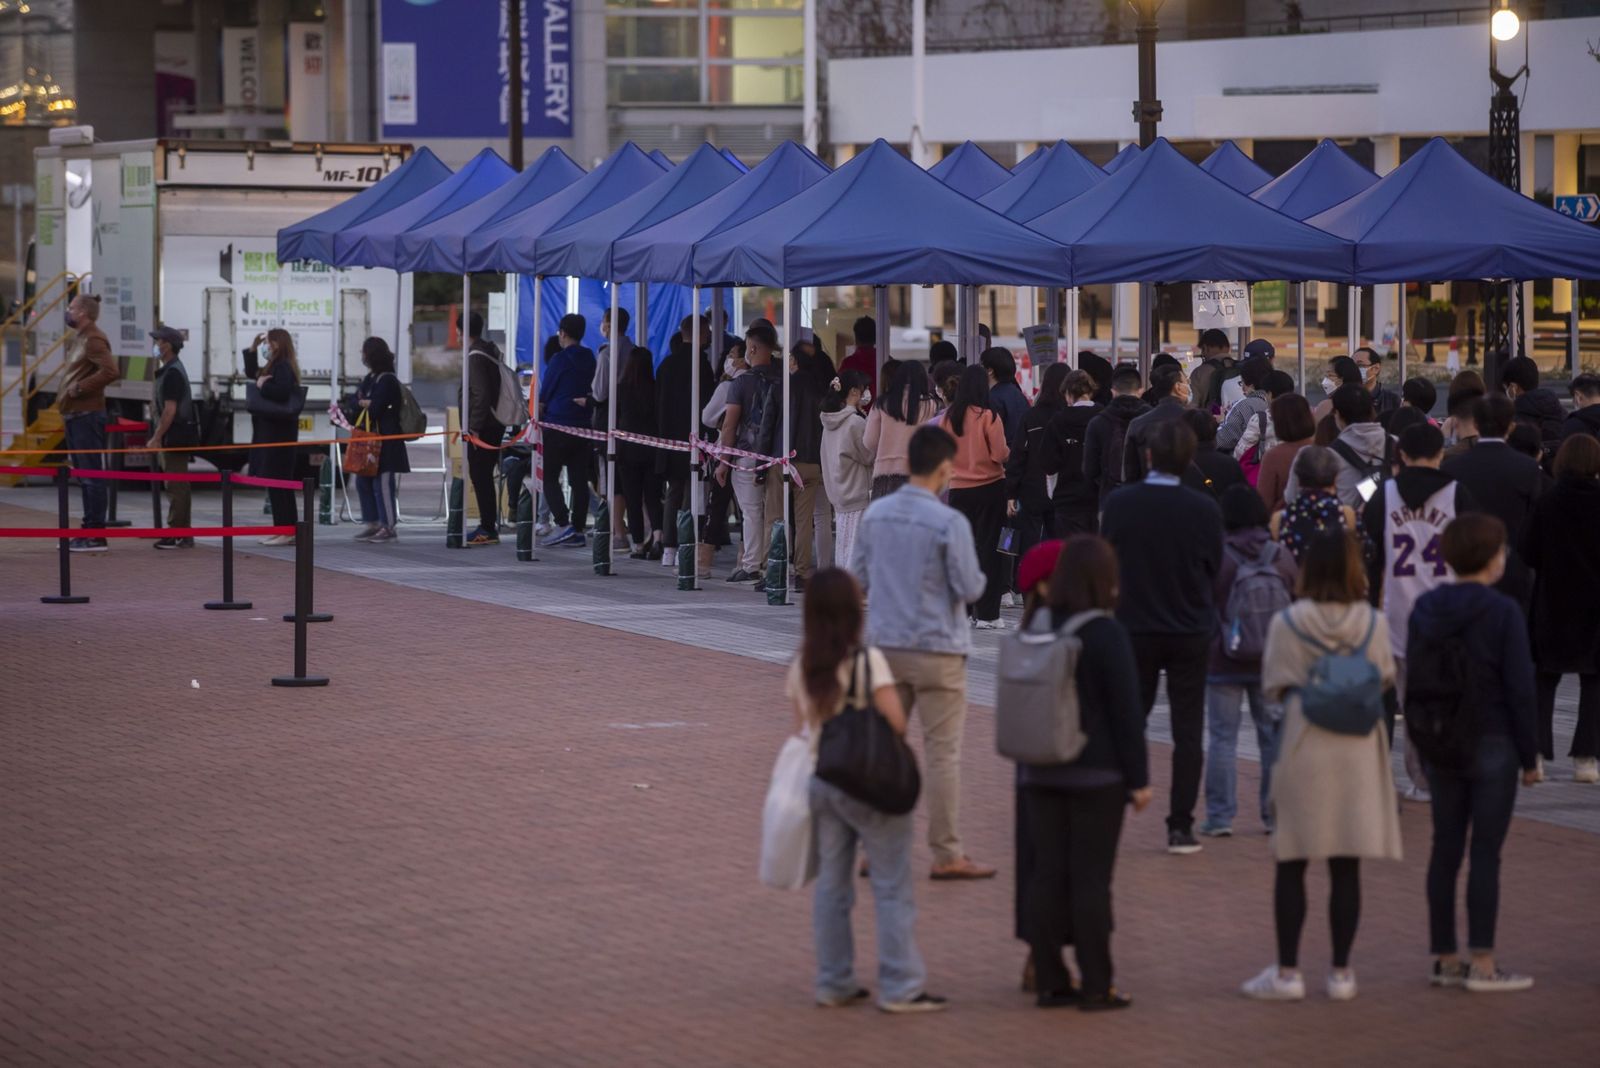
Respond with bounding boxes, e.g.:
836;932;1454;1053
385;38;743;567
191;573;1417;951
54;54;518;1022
248;327;301;544
941;364;1010;627
616;346;664;559
787;568;944;1013
1042;368;1104;535
864;359;939;500
1014;536;1151;1011
1243;530;1399;1003
352;336;410;543
1006;363;1071;556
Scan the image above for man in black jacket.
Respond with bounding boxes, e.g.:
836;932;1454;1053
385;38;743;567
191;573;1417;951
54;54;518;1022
1101;418;1224;855
1355;346;1402;427
1180;408;1244;498
1441;393;1542;609
1563;373;1600;443
1501;356;1566;461
655;315;716;568
1083;364;1148;505
1041;368;1103;533
788;346;831;588
1122;363;1190;483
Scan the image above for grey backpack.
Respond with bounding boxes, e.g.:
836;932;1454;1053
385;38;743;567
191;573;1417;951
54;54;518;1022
1220;542;1292;665
995;609;1108;765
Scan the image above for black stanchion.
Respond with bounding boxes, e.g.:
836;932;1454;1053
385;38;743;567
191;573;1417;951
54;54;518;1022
271;489;329;689
105;424;132;528
41;466;89;605
283;476;332;623
515;486;534;562
205;471;252;610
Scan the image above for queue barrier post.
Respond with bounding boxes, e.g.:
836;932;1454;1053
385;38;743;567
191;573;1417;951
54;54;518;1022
40;465;89;605
272;477;329;688
205;470;252;611
283;476;332;624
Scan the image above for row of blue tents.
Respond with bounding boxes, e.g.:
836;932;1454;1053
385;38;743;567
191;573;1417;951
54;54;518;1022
278;132;1600;323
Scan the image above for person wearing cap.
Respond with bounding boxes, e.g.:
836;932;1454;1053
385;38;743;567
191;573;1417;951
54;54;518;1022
1221;338;1275;414
1216;355;1274;454
148;325;199;549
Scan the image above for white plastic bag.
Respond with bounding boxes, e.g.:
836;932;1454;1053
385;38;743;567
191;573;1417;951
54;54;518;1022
759;731;818;890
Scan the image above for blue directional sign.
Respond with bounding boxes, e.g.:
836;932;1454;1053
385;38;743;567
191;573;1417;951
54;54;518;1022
1555;194;1600;223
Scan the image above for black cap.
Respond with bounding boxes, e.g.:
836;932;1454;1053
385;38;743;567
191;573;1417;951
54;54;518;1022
1243;337;1275;361
150;325;185;352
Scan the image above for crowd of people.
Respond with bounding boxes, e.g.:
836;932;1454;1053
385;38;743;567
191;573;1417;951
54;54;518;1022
777;328;1599;1015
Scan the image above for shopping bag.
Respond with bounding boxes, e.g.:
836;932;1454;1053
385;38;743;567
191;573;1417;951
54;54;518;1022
758;731;818;890
341;413;381;478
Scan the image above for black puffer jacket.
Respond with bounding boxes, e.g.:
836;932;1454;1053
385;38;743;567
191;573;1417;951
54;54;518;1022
1561;404;1600;444
1083;395;1149;504
1515;387;1567;459
1041;402;1103;512
1005;400;1067;513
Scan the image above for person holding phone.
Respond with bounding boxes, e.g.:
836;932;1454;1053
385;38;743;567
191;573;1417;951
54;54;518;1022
246;329;302;545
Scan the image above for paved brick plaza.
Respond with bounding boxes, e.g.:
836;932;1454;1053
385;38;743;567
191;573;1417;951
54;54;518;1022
3;499;1598;1067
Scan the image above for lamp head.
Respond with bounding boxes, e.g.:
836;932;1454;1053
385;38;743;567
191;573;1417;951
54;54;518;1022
1491;2;1520;43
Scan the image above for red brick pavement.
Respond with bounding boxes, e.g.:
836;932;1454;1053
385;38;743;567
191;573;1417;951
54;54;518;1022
2;502;1598;1067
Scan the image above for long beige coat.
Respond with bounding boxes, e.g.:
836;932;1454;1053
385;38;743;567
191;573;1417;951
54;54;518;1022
1261;600;1402;863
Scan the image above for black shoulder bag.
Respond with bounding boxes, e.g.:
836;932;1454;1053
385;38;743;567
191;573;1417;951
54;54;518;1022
815;651;922;816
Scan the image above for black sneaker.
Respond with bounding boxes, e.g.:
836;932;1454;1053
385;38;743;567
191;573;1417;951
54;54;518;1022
725;569;754;583
153;537;195;550
1166;829;1202;855
816;987;871;1008
1078;989;1133;1012
877;992;947;1014
70;537;108;553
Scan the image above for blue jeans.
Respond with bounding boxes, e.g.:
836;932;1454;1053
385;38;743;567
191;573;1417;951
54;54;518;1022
63;411;108;528
1204;679;1280;830
355;472;398;528
1426;734;1520;954
809;777;925;1005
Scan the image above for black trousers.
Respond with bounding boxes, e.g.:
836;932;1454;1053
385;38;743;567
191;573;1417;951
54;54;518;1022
466;440;500;533
1536;670;1600;759
1052;504;1098;536
1276;858;1361;970
256;438;298;526
949;480;1007;622
663;471;691;549
1022;784;1127;999
1129;632;1210;834
1426;736;1519;954
702;466;734;548
617;445;663;543
542;429;592;531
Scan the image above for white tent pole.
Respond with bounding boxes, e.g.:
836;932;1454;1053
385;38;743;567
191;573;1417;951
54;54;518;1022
690;284;703;591
1296;283;1306;391
530;274;541;561
1067;287;1079;364
458;273;471;547
607;282;620;573
781;287;797;607
954;284;967;360
1396;282;1408;384
1346;285;1357;356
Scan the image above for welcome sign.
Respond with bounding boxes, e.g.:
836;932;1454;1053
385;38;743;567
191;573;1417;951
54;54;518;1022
380;0;573;140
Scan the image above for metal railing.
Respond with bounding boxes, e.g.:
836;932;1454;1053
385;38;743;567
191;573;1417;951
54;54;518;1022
0;273;86;444
826;3;1497;59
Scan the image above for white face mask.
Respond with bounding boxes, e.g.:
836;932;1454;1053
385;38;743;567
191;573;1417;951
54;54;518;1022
1321;376;1337;395
258;342;272;362
152;343;163;358
860;389;872;408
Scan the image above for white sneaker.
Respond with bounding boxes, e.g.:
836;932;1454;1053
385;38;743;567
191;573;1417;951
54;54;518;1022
1573;757;1599;784
1402;784;1432;803
1326;969;1357;1001
1532;756;1546;783
1241;966;1305;1001
1465;967;1534;993
1000;592;1018;609
661;547;678;568
973;619;1005;631
534;521;553;536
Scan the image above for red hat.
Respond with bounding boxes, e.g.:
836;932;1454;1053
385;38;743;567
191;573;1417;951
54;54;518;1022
1017;539;1065;595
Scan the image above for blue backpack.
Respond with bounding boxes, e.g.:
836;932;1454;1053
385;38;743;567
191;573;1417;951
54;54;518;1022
1283;609;1384;736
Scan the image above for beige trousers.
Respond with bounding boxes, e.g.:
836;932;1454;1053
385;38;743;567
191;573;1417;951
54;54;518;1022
880;648;969;867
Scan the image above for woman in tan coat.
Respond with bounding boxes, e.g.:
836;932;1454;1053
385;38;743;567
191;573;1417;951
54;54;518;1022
1242;530;1399;1004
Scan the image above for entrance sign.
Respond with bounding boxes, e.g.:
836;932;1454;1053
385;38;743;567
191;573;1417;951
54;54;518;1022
1193;281;1252;330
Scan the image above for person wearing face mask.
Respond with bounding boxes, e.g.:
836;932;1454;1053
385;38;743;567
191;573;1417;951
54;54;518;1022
820;370;873;573
1312;355;1364;424
850;426;994;880
1120;363;1191;483
57;294;120;552
1353;348;1400;426
246;329;302;545
147;326;199;549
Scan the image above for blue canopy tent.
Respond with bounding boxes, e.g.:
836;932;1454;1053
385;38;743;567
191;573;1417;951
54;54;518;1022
720;147;749;173
693;139;1072;289
392;146;585;274
929;141;1013;199
463;143;666;274
1252;138;1378;220
1252;139;1379;382
1101;144;1141;175
979;140;1105;221
612;140;831;285
1012;144;1045;176
1307;137;1600;283
330;148;516;269
1199;141;1273;194
649;149;675;169
276;147;452;264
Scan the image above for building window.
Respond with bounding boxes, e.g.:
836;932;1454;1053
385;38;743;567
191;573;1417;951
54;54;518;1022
606;2;802;106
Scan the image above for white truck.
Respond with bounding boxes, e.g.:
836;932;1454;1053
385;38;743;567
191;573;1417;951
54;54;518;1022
31;134;415;457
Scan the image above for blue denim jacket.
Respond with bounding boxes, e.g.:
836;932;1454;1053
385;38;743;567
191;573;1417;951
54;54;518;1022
849;485;987;656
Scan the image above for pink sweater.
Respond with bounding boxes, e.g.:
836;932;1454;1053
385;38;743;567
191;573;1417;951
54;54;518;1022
940;408;1009;490
864;397;939;480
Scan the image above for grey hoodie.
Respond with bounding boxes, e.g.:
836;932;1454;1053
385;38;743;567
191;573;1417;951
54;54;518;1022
820;406;874;513
1286;421;1390;507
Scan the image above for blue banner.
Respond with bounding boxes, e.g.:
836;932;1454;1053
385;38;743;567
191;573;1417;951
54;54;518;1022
381;0;572;140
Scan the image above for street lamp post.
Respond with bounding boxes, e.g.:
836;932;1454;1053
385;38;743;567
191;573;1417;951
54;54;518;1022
1486;0;1527;382
1130;0;1164;375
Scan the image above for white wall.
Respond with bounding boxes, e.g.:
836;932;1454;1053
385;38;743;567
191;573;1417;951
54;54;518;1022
827;18;1600;146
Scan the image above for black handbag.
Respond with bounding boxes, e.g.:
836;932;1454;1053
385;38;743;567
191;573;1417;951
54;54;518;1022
246;382;307;419
815;651;921;816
